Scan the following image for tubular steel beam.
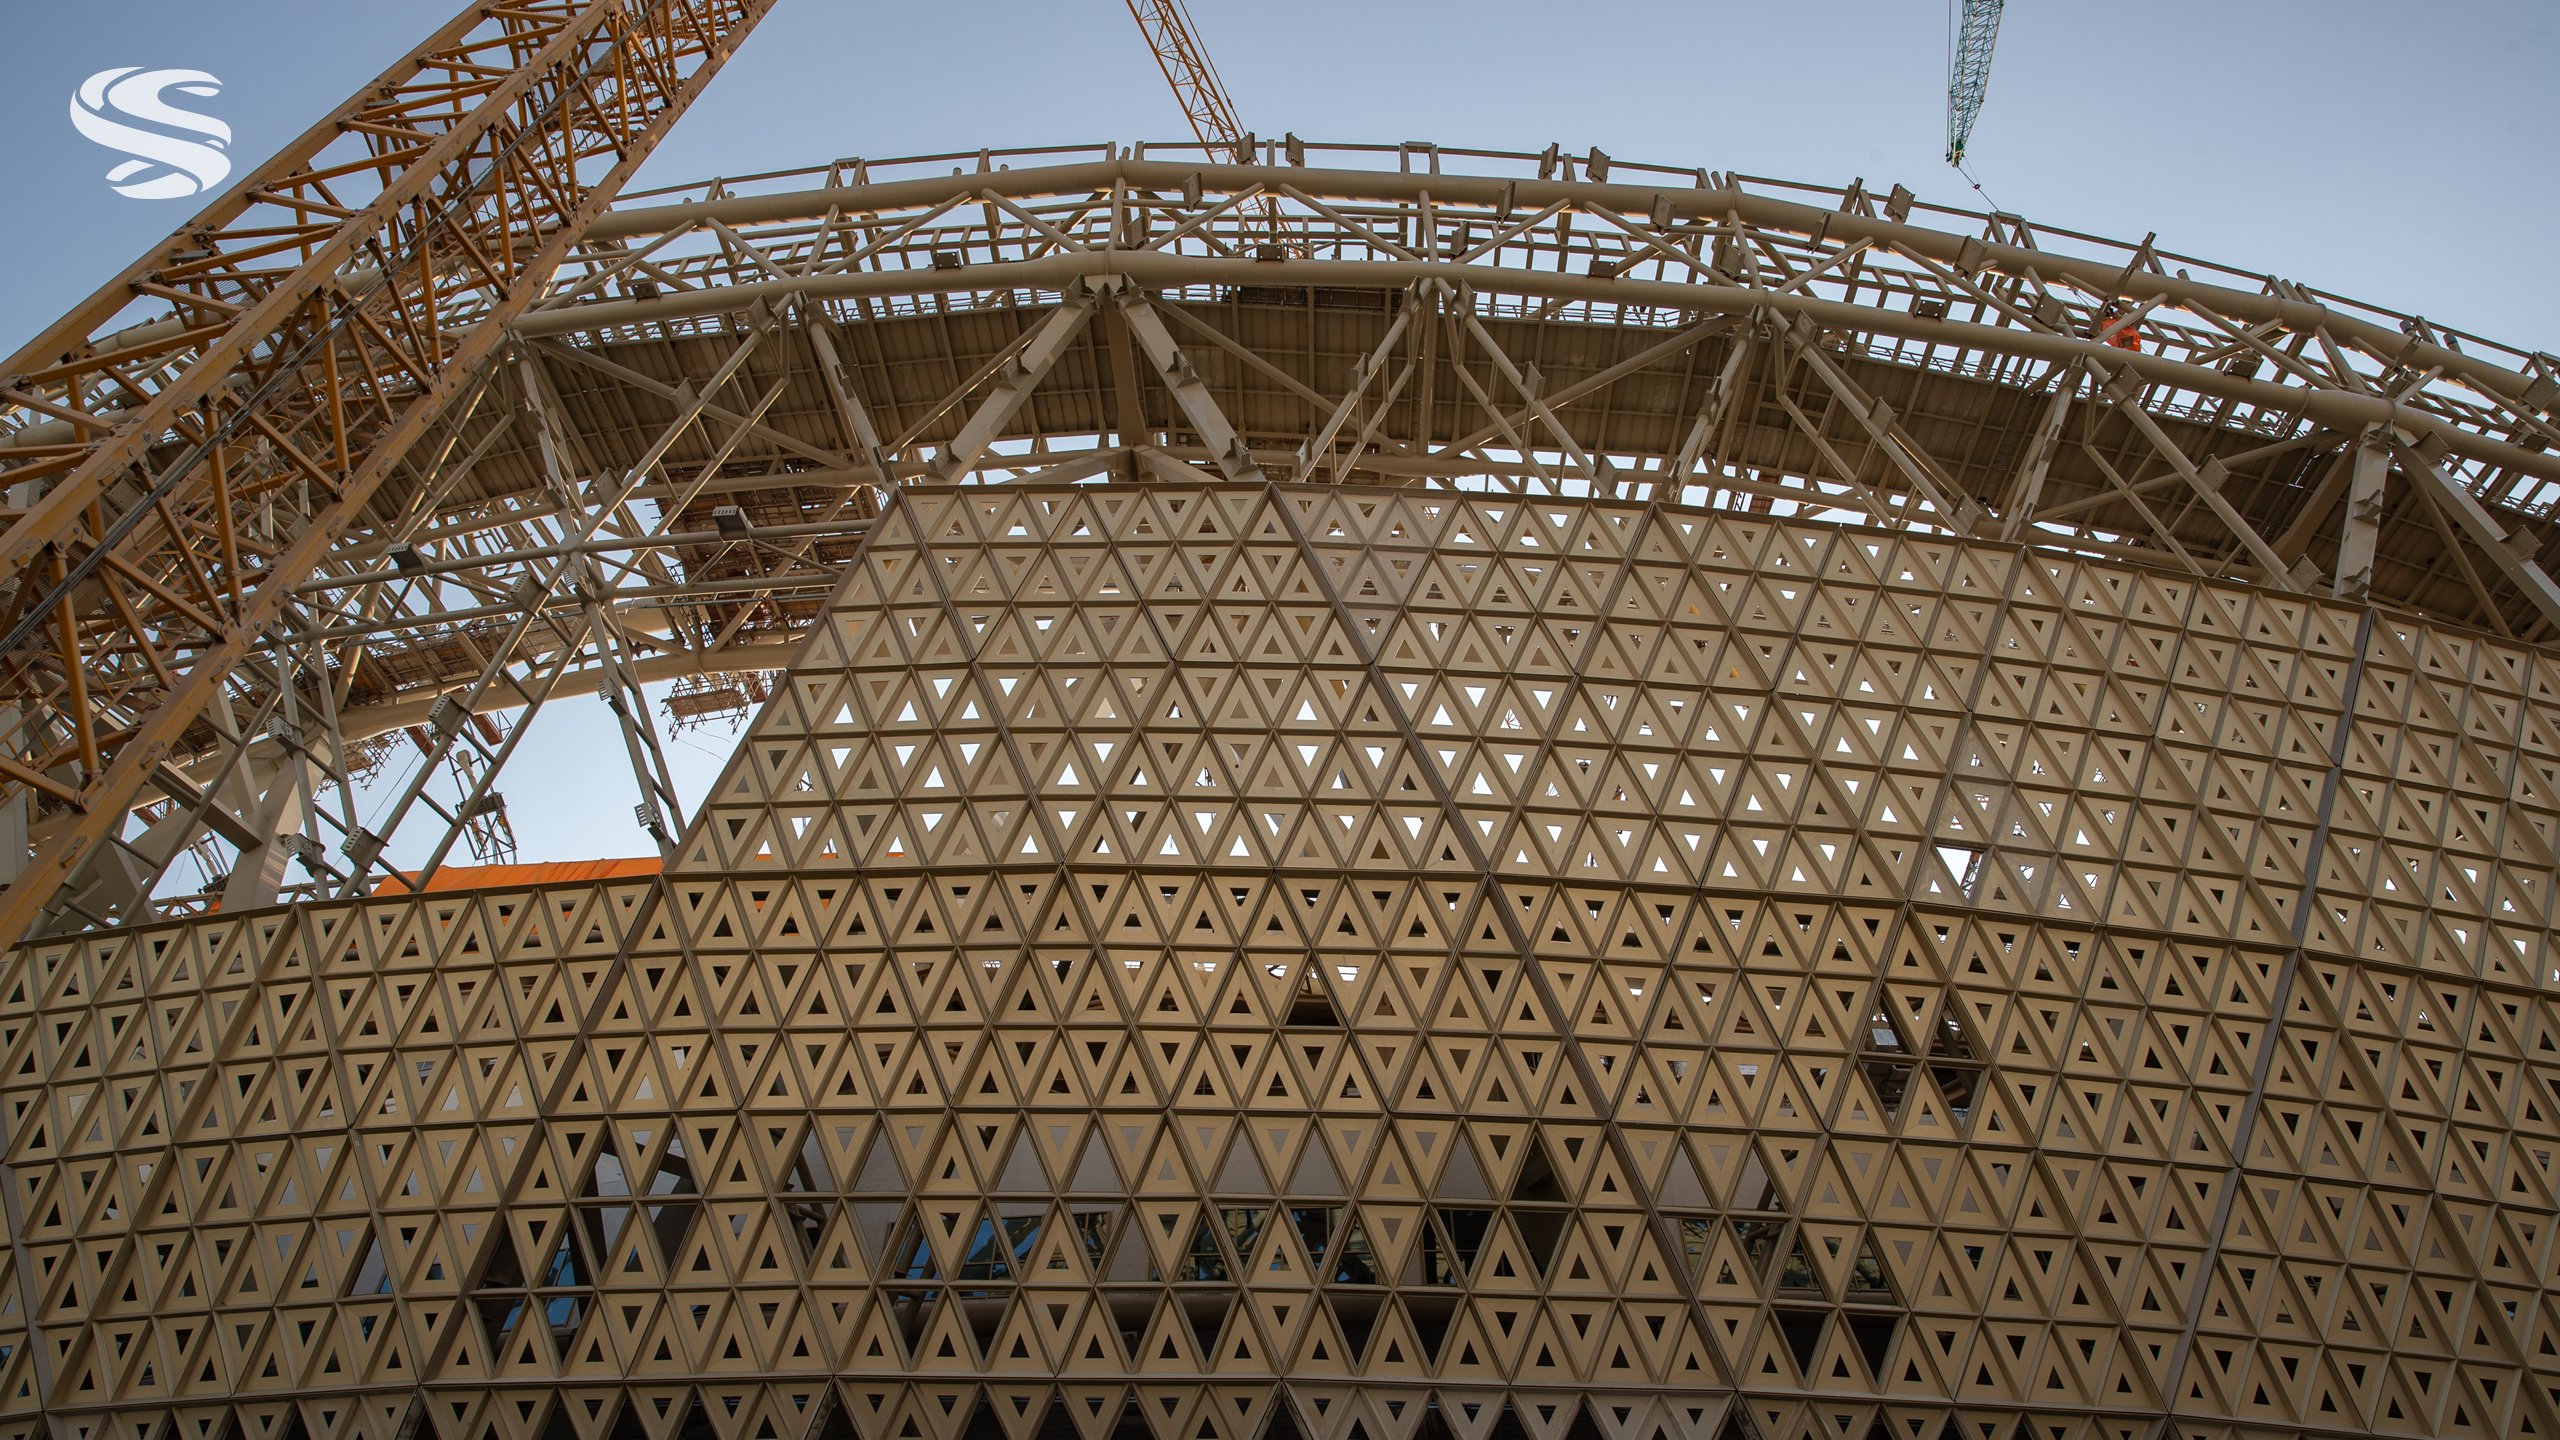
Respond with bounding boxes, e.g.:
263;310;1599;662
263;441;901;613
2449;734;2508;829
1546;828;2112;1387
580;158;2560;440
2392;436;2560;631
513;248;2560;487
1117;289;1265;482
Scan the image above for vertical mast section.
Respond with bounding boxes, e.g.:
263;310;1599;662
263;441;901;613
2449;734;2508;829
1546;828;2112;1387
0;0;780;944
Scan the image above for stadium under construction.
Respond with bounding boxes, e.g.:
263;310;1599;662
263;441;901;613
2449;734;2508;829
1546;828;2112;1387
2;5;2560;1440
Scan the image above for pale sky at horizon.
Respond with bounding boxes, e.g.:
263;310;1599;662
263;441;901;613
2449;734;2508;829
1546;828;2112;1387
1;0;2553;876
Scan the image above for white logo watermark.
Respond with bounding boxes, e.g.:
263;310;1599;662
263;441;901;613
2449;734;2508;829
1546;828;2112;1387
70;67;233;200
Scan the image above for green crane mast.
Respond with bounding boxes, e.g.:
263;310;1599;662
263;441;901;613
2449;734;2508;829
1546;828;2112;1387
1947;0;2006;165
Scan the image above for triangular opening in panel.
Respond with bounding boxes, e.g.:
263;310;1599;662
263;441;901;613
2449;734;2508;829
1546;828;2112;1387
1510;1132;1567;1204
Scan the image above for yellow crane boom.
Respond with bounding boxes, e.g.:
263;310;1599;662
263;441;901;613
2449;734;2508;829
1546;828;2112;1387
1123;0;1253;163
1121;0;1294;251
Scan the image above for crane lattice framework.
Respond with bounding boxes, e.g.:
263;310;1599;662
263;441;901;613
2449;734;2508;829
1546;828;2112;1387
1123;0;1254;164
1119;0;1293;252
5;3;2560;944
1946;0;2005;164
0;0;779;939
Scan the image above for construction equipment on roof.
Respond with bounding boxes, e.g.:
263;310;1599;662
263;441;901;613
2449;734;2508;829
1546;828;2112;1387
662;670;774;736
1947;0;2005;165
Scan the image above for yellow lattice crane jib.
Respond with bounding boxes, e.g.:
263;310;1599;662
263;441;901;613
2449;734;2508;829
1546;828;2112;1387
1122;0;1294;250
1123;0;1252;163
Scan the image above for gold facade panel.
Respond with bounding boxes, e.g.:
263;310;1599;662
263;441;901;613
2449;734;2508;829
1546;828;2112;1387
2;484;2555;1440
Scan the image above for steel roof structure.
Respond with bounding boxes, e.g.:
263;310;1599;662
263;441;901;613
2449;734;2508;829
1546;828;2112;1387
14;131;2560;931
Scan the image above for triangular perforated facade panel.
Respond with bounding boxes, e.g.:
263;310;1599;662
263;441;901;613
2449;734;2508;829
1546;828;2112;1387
4;482;2558;1440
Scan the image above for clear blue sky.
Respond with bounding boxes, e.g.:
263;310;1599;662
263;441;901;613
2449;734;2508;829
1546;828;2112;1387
4;0;2554;872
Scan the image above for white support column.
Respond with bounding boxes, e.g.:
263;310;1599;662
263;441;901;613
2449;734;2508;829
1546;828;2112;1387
806;316;896;482
1290;292;1418;483
2001;362;2082;540
931;285;1103;480
1777;313;1983;532
2334;433;2391;604
217;736;331;912
1117;288;1267;483
517;348;691;855
2097;362;2296;581
2391;435;2560;631
1667;319;1760;490
0;708;29;891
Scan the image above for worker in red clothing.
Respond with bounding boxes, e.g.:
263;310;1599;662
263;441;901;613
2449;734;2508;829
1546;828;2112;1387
2096;300;2143;352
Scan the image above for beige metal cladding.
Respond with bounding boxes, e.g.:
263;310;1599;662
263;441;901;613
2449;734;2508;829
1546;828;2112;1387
3;480;2556;1440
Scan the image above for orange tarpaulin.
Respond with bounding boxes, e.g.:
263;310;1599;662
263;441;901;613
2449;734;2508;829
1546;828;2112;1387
372;856;661;894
